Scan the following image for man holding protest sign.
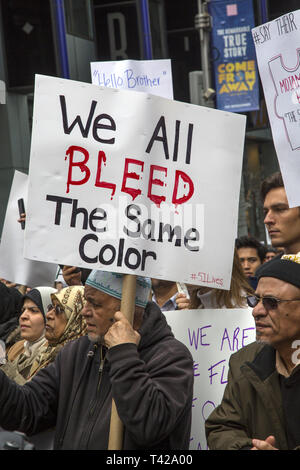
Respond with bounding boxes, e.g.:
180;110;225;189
205;252;300;450
0;270;194;450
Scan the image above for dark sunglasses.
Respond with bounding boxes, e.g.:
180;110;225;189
247;295;300;310
47;304;65;315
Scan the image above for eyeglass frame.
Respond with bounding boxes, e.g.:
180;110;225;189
246;294;300;310
47;304;65;315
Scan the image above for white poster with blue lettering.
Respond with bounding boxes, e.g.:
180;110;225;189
164;308;255;450
252;9;300;207
91;59;173;99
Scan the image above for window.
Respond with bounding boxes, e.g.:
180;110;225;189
64;0;94;40
0;0;57;90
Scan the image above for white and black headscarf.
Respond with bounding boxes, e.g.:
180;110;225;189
22;286;57;321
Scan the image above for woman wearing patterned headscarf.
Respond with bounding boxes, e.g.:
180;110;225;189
28;286;86;378
1;286;56;384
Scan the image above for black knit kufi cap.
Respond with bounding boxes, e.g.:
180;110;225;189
256;253;300;289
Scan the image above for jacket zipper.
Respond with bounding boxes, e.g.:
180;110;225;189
57;342;99;448
89;346;105;416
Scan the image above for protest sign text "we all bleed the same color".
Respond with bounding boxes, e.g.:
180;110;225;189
24;75;245;289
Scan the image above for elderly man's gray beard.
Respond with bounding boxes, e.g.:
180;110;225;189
87;333;105;345
256;339;269;344
255;332;270;344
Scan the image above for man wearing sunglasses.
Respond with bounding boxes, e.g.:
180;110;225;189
205;252;300;450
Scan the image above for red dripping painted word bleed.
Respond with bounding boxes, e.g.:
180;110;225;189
65;147;194;207
59;95;195;207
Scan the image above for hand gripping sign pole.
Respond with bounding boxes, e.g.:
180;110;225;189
108;274;137;450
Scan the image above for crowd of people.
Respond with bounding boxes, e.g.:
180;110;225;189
0;170;300;450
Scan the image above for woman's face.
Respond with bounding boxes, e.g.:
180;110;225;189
45;300;68;344
19;299;45;342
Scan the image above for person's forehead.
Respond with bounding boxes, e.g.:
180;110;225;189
256;276;300;295
23;298;39;309
238;247;259;258
263;187;289;207
84;284;118;302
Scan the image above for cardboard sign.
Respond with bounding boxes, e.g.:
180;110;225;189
164;308;256;450
252;9;300;207
24;74;246;290
91;59;173;99
0;171;58;288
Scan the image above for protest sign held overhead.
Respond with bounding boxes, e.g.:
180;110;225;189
164;307;255;450
91;59;173;99
252;9;300;207
24;74;246;289
0;170;57;288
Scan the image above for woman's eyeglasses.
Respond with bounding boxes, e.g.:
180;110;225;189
47;304;65;315
246;295;300;310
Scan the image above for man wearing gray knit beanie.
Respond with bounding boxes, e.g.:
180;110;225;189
83;271;151;345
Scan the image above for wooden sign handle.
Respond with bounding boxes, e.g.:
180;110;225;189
108;274;137;450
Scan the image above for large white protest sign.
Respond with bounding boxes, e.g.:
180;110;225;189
252;10;300;207
0;171;57;287
164;308;256;450
91;59;173;99
24;74;246;290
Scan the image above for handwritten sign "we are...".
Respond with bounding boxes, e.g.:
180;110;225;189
164;308;255;450
24;75;245;289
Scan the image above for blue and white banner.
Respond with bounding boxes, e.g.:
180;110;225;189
209;0;259;113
